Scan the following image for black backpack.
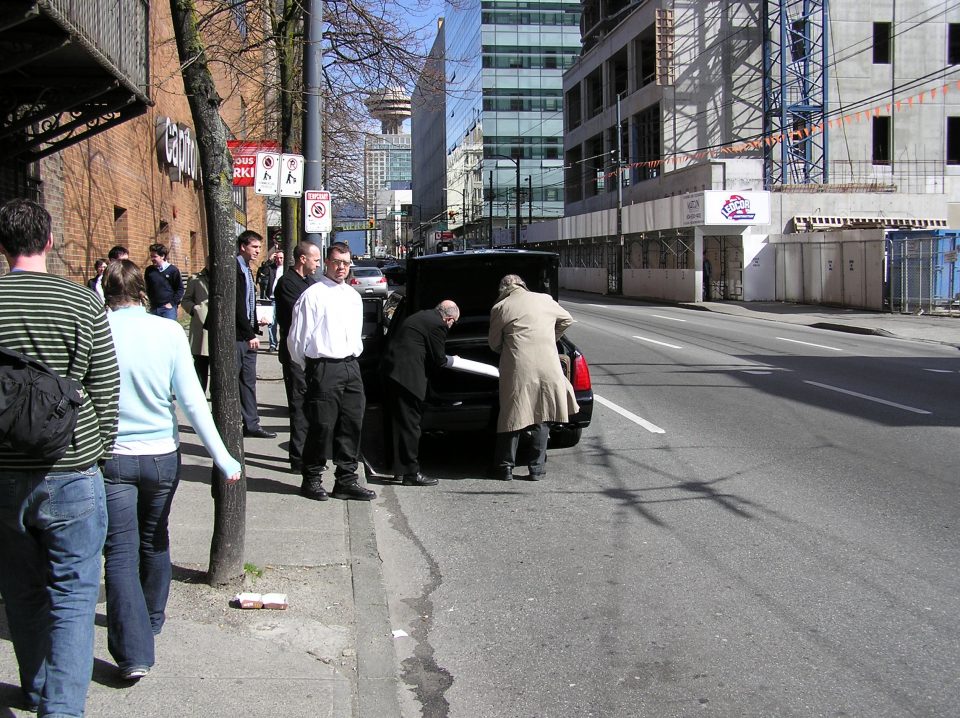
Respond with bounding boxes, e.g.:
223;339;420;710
0;345;84;462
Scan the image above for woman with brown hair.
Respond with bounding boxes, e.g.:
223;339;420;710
100;259;241;680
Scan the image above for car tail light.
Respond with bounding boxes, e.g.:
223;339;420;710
349;278;360;285
377;276;387;283
572;352;592;391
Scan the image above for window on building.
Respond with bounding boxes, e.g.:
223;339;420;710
873;22;892;64
948;117;960;164
872;115;891;165
949;24;960;64
113;206;128;244
566;84;582;130
634;26;656;88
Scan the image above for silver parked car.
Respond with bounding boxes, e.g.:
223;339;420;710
348;266;388;298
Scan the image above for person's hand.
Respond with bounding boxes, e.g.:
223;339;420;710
249;337;260;350
444;355;459;368
226;470;242;483
164;303;172;308
258;317;270;326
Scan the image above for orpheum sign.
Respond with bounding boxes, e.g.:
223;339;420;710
228;140;280;187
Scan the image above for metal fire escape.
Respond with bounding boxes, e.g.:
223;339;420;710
0;0;151;164
762;0;829;188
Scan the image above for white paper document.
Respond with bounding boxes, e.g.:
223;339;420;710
447;356;499;378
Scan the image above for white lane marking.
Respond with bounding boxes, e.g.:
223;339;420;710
651;314;687;322
922;368;954;373
743;370;772;375
803;381;931;415
777;336;843;351
594;395;666;434
632;335;683;349
587;304;609;308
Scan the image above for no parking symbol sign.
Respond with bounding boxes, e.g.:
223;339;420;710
304;190;332;233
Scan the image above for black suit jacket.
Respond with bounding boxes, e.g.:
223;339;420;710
236;260;257;341
382;309;449;401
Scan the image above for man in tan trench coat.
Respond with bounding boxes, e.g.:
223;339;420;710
488;274;579;480
181;264;210;392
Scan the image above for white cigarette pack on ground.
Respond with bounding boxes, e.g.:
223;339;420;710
232;592;288;610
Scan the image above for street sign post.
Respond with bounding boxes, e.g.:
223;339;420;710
279;153;304;197
254;152;281;195
304;190;332;233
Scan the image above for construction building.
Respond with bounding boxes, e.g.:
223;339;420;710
522;0;960;311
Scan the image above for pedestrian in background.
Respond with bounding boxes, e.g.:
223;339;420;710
100;259;241;681
108;245;129;262
181;261;210;391
144;242;183;320
274;241;321;473
382;300;460;486
87;257;107;301
0;198;120;716
257;246;284;351
488;274;578;481
703;252;713;301
236;230;275;438
288;241;376;501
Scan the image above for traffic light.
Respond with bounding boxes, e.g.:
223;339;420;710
368;217;375;228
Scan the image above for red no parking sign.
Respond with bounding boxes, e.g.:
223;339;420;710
304;190;331;233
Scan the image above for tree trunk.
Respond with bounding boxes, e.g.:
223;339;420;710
169;0;246;586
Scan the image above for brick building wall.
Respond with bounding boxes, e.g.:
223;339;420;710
3;2;270;284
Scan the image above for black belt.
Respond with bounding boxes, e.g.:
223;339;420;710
306;355;356;364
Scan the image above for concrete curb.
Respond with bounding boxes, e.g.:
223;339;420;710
347;500;401;718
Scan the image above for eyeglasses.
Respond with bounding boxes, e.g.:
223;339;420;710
327;259;352;268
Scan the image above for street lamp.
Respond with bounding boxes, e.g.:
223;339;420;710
486;153;521;248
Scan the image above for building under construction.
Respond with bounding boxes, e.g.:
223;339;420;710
524;0;960;311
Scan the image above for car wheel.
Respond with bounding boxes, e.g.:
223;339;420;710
548;427;581;449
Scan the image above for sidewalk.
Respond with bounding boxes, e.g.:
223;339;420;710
0;350;399;718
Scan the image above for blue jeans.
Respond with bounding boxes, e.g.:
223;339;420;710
151;306;177;320
102;451;180;673
0;464;108;718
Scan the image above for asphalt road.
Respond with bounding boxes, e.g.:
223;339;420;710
373;298;960;718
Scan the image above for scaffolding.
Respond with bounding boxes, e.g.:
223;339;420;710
763;0;829;187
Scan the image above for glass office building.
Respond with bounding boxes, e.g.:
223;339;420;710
364;133;412;217
444;0;581;241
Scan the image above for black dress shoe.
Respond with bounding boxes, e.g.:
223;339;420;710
402;473;438;486
299;478;328;501
243;428;277;439
331;483;377;501
488;467;513;481
527;469;545;481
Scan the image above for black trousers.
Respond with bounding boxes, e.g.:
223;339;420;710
303;358;364;484
193;355;209;393
280;354;318;464
386;379;423;476
235;340;261;432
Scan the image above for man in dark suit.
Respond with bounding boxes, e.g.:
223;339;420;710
381;300;459;486
236;230;275;439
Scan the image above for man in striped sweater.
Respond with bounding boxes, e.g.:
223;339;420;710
0;198;120;717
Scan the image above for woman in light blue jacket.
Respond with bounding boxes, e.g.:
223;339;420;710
101;260;241;681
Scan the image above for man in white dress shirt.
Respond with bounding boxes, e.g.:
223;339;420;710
287;242;376;501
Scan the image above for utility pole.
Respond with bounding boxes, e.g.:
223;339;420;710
303;0;324;249
488;171;494;248
527;175;533;227
515;157;521;247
